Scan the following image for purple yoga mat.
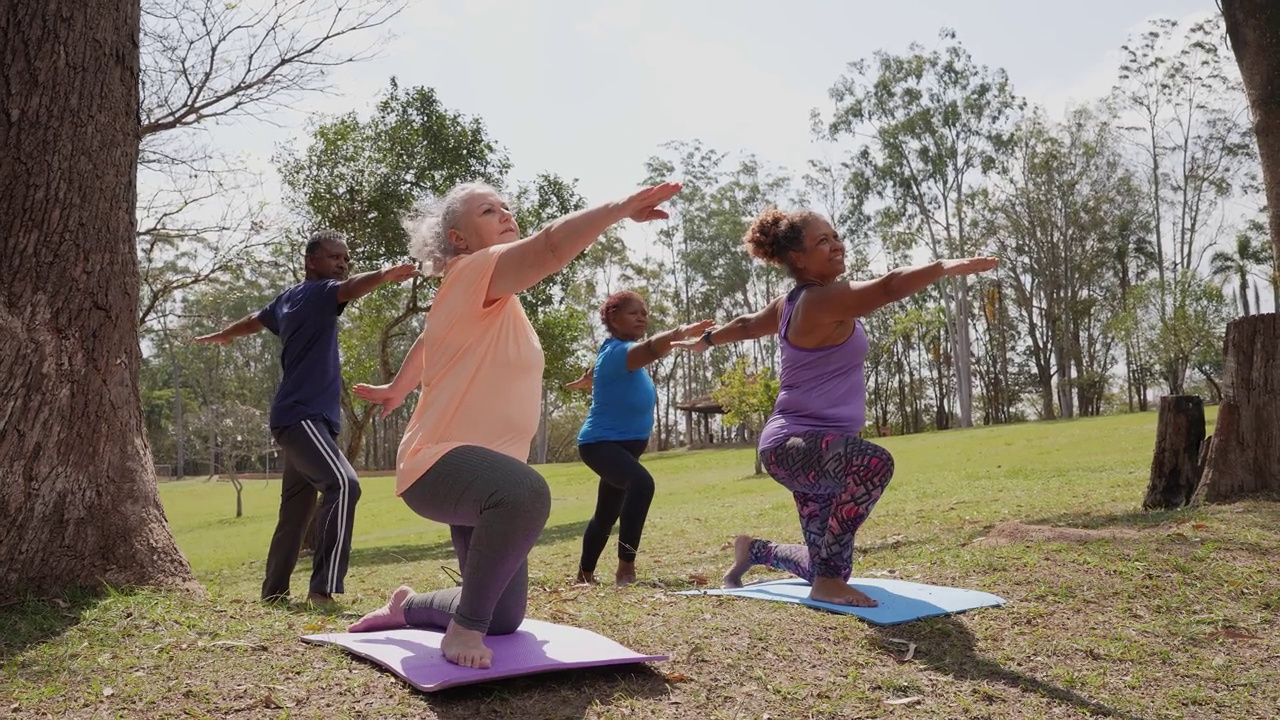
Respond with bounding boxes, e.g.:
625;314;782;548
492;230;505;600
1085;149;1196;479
302;618;669;691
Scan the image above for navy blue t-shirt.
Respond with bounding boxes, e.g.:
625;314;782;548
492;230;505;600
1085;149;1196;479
258;279;347;434
577;338;657;444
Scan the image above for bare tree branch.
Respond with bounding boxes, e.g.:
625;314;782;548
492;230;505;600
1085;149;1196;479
132;0;405;327
139;0;404;138
136;173;281;327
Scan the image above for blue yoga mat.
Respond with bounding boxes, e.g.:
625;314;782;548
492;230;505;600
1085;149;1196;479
675;578;1006;625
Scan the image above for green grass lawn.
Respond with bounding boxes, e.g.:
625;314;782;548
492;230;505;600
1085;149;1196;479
5;409;1280;719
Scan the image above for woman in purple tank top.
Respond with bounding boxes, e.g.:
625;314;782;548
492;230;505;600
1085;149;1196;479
679;208;997;607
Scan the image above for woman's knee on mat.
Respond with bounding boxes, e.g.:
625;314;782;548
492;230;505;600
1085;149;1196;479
486;602;527;635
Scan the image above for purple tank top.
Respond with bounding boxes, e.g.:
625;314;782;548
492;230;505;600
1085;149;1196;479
758;284;869;451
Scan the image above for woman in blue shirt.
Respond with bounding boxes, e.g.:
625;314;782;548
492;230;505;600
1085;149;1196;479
568;291;711;586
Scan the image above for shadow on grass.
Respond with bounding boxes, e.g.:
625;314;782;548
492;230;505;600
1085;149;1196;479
1026;495;1280;533
1023;507;1201;530
348;520;592;569
0;589;107;662
399;662;671;719
873;616;1150;720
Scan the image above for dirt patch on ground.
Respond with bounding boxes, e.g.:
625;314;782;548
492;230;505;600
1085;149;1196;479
973;521;1142;547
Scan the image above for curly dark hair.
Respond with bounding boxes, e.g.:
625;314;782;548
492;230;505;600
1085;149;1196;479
599;290;645;335
743;208;821;271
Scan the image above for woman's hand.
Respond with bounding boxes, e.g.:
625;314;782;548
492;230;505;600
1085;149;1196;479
940;257;999;277
670;323;716;355
564;367;593;391
674;319;714;340
353;382;410;419
619;182;682;223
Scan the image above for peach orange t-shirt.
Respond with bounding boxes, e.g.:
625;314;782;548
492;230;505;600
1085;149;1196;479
395;245;544;495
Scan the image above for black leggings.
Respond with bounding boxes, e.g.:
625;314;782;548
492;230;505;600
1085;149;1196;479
577;439;653;574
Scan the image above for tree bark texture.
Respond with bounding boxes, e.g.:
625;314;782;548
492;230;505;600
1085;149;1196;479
1223;0;1280;267
1143;395;1207;510
0;0;194;600
1194;314;1280;503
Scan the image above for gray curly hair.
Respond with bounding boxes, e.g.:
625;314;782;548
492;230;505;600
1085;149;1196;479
402;182;501;276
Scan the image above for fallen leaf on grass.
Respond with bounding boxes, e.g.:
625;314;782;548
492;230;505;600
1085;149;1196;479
884;696;921;705
201;640;268;651
51;598;69;609
886;638;917;662
262;693;288;709
102;687;114;697
1192;523;1208;530
687;573;709;586
551;589;587;603
303;623;326;633
1208;629;1261;641
662;672;690;683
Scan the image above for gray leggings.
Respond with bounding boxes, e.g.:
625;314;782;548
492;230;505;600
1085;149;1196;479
400;445;551;634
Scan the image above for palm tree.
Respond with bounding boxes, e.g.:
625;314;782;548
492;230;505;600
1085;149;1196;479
1210;231;1271;316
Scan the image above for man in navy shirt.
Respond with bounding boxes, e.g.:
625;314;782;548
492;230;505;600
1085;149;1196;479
196;230;416;603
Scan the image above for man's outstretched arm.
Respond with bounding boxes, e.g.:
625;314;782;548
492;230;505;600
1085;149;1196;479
336;263;418;304
193;313;265;345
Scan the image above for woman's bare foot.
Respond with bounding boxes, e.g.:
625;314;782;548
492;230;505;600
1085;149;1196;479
575;568;596;586
809;576;878;607
722;535;754;588
441;620;493;669
348;586;413;632
615;560;637;587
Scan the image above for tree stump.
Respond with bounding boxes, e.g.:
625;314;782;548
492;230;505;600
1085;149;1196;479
1143;395;1206;510
1193;314;1280;504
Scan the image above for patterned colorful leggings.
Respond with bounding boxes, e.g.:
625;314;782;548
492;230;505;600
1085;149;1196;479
750;432;895;582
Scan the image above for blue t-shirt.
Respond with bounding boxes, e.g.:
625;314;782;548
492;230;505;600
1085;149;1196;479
577;338;657;444
258;279;347;434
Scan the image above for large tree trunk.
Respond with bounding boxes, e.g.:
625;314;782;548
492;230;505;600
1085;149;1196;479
0;0;194;600
1193;315;1280;503
1143;395;1206;510
1223;0;1280;267
1202;1;1280;504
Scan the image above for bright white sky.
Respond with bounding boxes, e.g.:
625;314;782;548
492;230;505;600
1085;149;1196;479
187;0;1227;268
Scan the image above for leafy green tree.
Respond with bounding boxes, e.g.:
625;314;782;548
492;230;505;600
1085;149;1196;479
1209;229;1271;316
276;78;511;265
825;29;1024;427
712;358;780;474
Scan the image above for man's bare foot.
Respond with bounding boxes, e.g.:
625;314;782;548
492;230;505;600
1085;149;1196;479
348;586;413;632
809;576;878;607
722;535;753;588
615;560;637;587
307;591;336;605
575;568;596;585
441;620;492;669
